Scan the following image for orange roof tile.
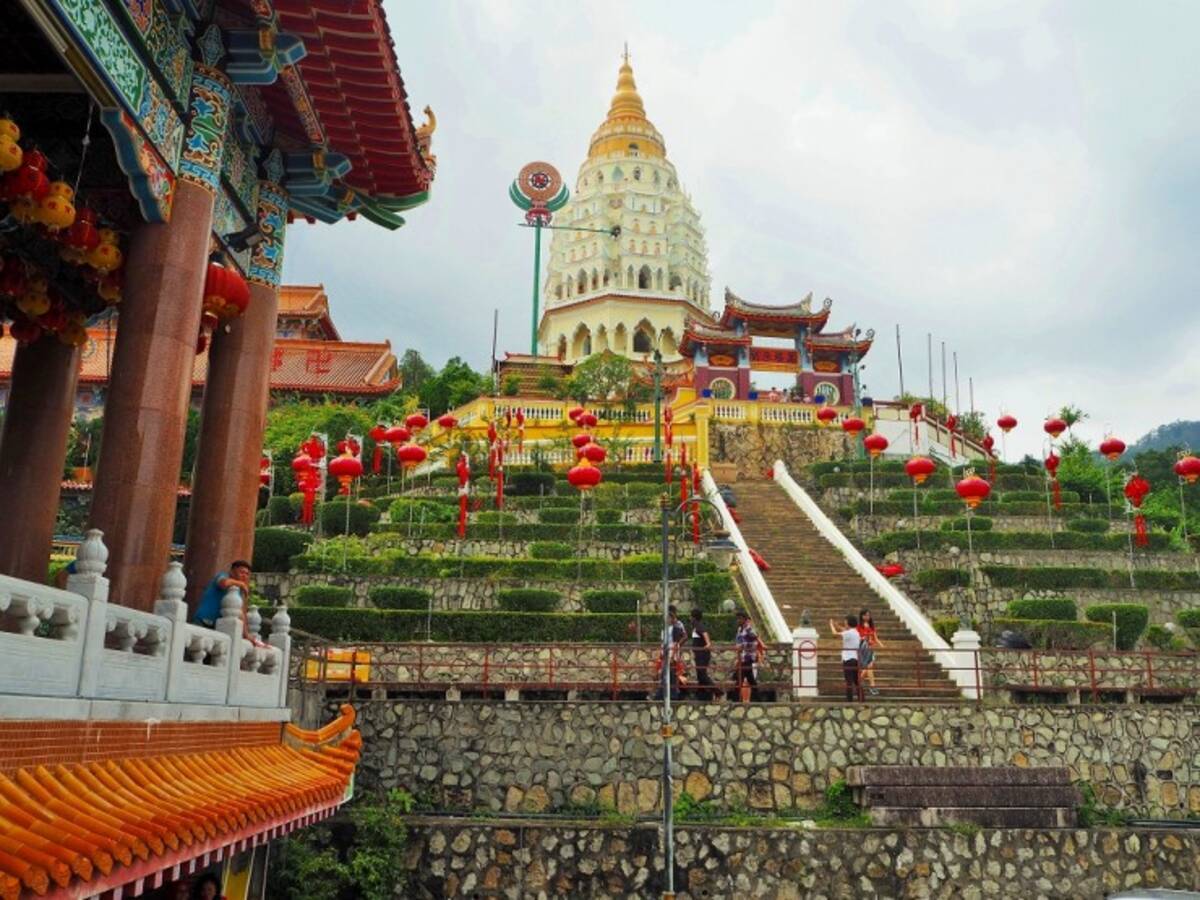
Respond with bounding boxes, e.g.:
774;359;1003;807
278;285;340;340
0;707;360;899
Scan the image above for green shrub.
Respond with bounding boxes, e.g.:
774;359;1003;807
294;584;355;608
690;572;736;611
372;521;658;544
292;551;713;581
1000;491;1045;503
318;500;381;537
595;508;622;525
593;481;662;510
529;541;573;559
286;608;738;643
266;495;295;525
496;588;561;612
1066;517;1109;534
367;587;431;610
939;516;993;532
1143;625;1184;652
1006;597;1077;621
933;618;962;642
473;510;520;525
582;590;643;613
539;507;581;524
866;530;1174;555
507;472;556;496
983;618;1110;650
388;498;455;524
1084;604;1149;650
252;527;313;572
983;566;1200;591
1177;609;1200;628
914;569;969;591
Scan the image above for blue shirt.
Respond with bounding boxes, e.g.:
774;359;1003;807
194;572;229;624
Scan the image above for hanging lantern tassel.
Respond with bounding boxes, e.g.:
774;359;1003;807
495;442;505;510
909;403;923;448
680;461;688;507
1134;513;1148;547
664;407;674;448
488;445;496;481
946;415;958;457
1124;473;1151;548
680;443;687;470
692;494;701;545
1045;452;1062;510
456;454;470;539
665;449;672;486
516;409;525;453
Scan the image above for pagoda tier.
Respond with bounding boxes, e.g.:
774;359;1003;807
718;289;833;336
679;320;751;357
805;325;875;359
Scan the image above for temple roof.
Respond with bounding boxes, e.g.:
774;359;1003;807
0;706;360;898
805;325;875;357
719;289;834;330
678;320;751;357
269;0;435;200
278;284;340;340
588;52;666;160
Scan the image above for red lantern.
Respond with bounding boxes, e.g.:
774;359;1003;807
1045;451;1062;509
841;416;865;437
579;412;598;428
291;451;313;473
567;458;602;491
816;406;838;425
397;443;427;469
384;425;411;445
1099;437;1126;462
405;412;429;432
369;424;387;474
863;433;889;458
437;414;458;430
329;451;364;495
1125;474;1151;547
571;432;592;449
567;406;584;422
579;443;607;464
997;414;1017;433
64;206;100;254
8;317;41;345
1174;456;1200;485
955;474;991;509
1043;417;1067;440
302;435;325;461
203;261;250;320
981;434;995;453
876;563;906;579
905;456;935;485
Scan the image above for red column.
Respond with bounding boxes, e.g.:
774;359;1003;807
184;181;287;609
89;66;232;611
0;339;81;581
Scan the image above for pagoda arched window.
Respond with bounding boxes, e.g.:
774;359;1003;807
603;269;610;286
577;270;587;295
637;265;651;290
633;167;642;180
591;269;599;289
633;328;654;354
654;244;661;255
626;265;635;286
555;285;563;301
633;221;640;233
597;172;604;184
628;240;636;252
669;274;682;291
655;268;664;289
649;222;657;234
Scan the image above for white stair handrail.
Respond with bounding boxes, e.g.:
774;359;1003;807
772;459;975;695
701;470;790;642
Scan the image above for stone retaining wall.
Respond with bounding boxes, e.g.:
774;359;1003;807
926;585;1200;626
335;700;1200;818
893;547;1193;572
850;514;1097;537
402;818;1200;899
709;424;848;481
255;573;695;612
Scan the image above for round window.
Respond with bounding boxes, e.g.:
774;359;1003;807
710;378;736;400
813;382;840;404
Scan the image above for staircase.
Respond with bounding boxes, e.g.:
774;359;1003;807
733;480;960;701
847;766;1080;828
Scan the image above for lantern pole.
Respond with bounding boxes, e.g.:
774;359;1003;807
653;349;664;463
1043;442;1056;551
868;452;875;517
913;480;921;552
1125;496;1136;589
530;220;542;355
1179;473;1190;544
1104;458;1114;522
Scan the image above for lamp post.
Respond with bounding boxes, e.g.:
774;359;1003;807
652;349;664;463
658;490;728;900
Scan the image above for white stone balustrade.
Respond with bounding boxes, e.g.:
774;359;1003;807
0;532;288;710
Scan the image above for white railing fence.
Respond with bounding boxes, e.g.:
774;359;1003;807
0;530;289;709
771;460;979;699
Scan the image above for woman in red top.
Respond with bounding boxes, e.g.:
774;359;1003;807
857;608;884;696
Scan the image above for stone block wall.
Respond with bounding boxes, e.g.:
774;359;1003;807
893;548;1192;573
709;423;849;481
337;700;1200;818
402;819;1200;899
926;585;1200;626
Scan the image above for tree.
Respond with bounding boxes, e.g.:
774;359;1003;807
1059;404;1088;435
417;357;489;416
397;348;434;396
563;352;644;405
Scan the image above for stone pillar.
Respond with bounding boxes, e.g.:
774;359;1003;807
89;66;232;612
184;181;287;610
0;338;81;581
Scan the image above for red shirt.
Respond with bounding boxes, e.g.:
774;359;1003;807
857;624;877;647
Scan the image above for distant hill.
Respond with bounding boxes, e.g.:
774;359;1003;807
1129;420;1200;454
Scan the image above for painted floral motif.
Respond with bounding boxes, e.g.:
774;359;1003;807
100;108;175;222
214;187;252;272
249;181;287;287
221;130;260;219
145;3;194;104
179;67;231;193
58;0;148;115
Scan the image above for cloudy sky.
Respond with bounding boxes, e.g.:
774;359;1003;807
281;0;1200;458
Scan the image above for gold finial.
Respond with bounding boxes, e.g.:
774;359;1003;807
623;42;630;65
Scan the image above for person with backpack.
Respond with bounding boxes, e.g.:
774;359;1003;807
829;614;864;702
857;608;884;696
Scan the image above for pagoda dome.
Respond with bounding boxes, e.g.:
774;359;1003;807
588;54;666;161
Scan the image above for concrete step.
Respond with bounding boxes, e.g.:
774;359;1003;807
846;766;1072;788
869;806;1078;828
860;785;1081;809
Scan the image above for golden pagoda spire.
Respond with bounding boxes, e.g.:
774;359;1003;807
588;45;665;160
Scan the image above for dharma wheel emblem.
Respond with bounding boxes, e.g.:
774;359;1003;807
510;161;569;226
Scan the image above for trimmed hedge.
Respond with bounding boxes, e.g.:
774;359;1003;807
1083;604;1149;650
529;541;573;559
367;587;431;610
496;589;561;612
294;584;354;608
690;572;736;610
372;522;658;544
1066;517;1109;534
265;496;294;525
1177;609;1200;628
595;508;623;525
1143;625;1183;652
939;517;994;532
317;500;381;537
293;551;715;581
286;607;739;643
914;569;969;591
582;590;643;613
539;507;581;524
593;481;663;510
866;529;1174;554
252;527;313;572
983;617;1110;650
473;511;520;525
507;472;556;496
851;499;1095;518
1006;598;1077;621
982;566;1200;591
388;498;457;524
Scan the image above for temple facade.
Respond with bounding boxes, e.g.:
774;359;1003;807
538;52;711;364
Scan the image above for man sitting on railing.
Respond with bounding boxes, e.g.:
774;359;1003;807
193;559;255;641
